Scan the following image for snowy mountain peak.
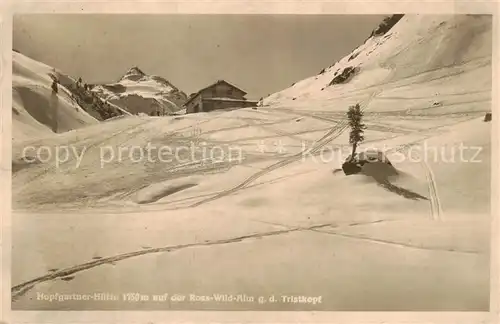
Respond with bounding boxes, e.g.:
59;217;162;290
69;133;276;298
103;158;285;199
120;66;147;81
92;66;188;115
118;67;178;91
149;75;177;90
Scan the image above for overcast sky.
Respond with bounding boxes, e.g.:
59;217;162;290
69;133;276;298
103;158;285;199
13;14;385;99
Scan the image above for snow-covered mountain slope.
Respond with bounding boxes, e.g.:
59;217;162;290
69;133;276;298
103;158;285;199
12;51;99;141
262;14;492;115
91;67;188;116
11;15;492;311
12;14;492;216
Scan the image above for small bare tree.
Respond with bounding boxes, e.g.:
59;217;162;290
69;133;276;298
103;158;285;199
347;103;366;161
50;78;59;132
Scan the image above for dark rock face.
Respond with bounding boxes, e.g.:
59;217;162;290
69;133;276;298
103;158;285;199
348;52;360;62
101;83;127;94
370;14;405;37
329;66;359;86
484;112;492;122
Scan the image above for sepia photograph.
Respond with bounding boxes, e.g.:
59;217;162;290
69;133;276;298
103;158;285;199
9;12;492;312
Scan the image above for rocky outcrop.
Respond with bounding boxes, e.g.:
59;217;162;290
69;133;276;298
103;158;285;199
328;66;359;86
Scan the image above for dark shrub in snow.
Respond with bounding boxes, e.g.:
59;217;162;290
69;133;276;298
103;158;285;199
342;150;393;176
342;160;362;175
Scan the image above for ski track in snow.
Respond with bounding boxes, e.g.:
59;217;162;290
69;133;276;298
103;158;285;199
11;215;478;301
13;117;217;202
10;222;339;300
188;89;383;208
13;118;155;194
422;159;444;221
